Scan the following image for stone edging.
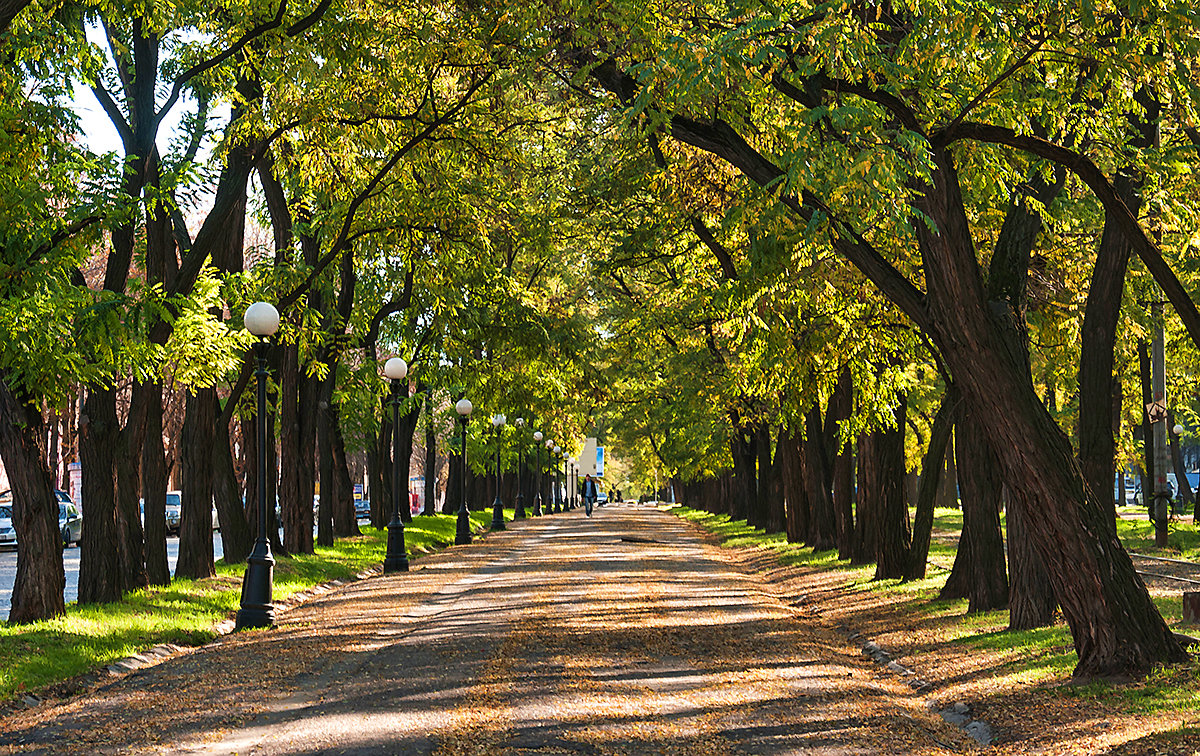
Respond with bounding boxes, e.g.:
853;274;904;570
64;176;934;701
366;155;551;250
843;627;995;746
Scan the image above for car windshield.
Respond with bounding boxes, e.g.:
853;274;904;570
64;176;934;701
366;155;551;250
0;505;11;519
166;494;181;507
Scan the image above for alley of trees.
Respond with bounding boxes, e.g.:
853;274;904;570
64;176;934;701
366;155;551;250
3;0;1200;679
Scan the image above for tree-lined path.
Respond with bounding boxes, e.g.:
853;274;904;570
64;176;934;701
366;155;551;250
0;505;962;755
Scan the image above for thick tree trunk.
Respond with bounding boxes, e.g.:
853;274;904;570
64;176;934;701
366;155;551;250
141;381;170;585
0;377;65;622
115;383;151;593
913;150;1183;676
828;366;855;558
905;387;958;580
873;400;909;580
766;432;786;533
78;385;122;604
755;425;774;532
852;431;878;565
937;433;959;508
279;341;316;555
374;407;393;527
730;422;756;522
176;389;215;580
1006;485;1057;630
779;426;806;543
331;414;359;537
316;371;336;547
803;407;836;551
942;404;1008;612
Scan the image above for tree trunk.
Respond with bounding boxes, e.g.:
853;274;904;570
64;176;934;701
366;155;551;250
767;432;786;533
905;387;959;580
873;399;909;580
1006;485;1057;630
423;393;437;515
316;371;336;547
141;381;170;585
942;404;1008;612
115;383;151;593
852;431;877;565
779;426;806;544
729;421;756;522
373;405;393;528
803;407;836;551
937;432;959;508
755;425;774;532
1169;410;1193;509
331;413;359;537
213;417;253;563
0;377;65;622
176;389;215;580
279;341;315;555
78;385;122;604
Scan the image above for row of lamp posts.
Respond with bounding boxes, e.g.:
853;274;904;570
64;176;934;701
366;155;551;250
233;300;582;630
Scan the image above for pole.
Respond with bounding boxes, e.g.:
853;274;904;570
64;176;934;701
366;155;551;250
514;437;526;519
1153;301;1170;547
383;379;409;571
236;340;275;630
490;425;505;531
532;444;542;516
456;415;472;545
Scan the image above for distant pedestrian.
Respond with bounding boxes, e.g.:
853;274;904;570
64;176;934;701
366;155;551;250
582;474;599;516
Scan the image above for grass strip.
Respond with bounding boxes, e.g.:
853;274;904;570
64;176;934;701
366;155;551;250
0;510;496;701
668;505;1200;717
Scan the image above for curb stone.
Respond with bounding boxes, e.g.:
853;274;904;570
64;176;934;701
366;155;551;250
842;627;995;746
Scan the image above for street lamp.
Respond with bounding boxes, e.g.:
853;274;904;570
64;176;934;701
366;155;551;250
513;418;526;519
545;439;555;513
532;431;543;516
455;398;473;545
490;413;507;531
553;445;562;513
383;357;409;573
236;301;279;631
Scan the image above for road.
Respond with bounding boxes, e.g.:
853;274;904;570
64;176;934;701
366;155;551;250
0;504;963;755
0;534;226;620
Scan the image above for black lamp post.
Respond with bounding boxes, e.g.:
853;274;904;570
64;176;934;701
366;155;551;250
383;357;409;572
236;301;280;631
490;413;506;531
553;445;562;512
455;398;473;545
513;418;526;519
531;431;543;516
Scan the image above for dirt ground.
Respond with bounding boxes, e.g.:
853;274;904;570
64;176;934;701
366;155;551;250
724;532;1200;756
0;503;1195;754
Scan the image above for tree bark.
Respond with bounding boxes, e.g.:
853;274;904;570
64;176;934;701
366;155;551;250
279;341;316;555
779;426;806;544
803;406;837;551
213;416;253;563
176;389;216;579
78;385;122;604
873;399;910;580
852;431;878;565
331;412;359;537
828;366;855;558
141;381;170;585
729;419;756;522
423;392;437;516
941;404;1008;612
0;376;65;622
115;383;150;593
905;387;958;580
1006;484;1057;630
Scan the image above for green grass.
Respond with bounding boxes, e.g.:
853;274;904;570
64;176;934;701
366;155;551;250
0;510;495;701
668;503;1200;712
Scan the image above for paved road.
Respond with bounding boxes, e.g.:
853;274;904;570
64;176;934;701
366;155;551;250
0;504;962;755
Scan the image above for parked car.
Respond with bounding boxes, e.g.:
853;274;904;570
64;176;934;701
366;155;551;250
355;499;371;519
165;491;182;535
0;490;83;547
58;492;82;547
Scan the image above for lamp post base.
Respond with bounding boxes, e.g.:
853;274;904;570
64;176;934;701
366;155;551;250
235;544;276;630
490;496;506;530
532;494;542;517
514;493;526;519
383;517;409;572
455;507;472;545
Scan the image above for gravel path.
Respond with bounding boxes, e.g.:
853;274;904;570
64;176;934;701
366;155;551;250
0;504;965;755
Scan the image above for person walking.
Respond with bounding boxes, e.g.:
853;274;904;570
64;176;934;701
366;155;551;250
582;474;599;517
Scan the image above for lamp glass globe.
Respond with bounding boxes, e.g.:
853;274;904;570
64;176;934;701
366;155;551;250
384;357;408;380
1175;424;1185;435
533;431;543;441
492;413;506;428
245;301;280;337
455;398;473;416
